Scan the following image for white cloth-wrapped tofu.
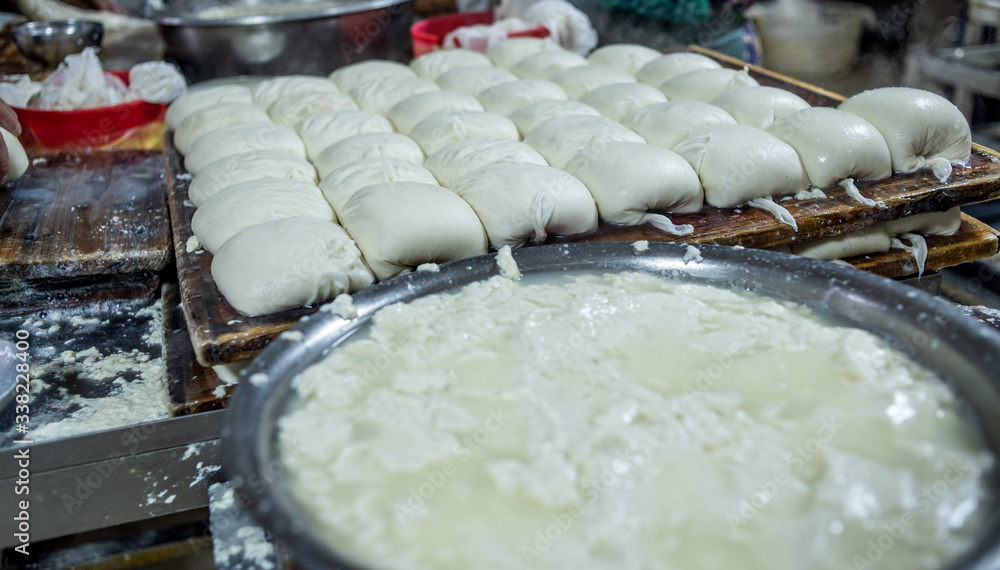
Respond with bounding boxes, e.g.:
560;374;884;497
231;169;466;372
166;84;253;129
294;111;395;160
711;86;810;130
212;217;373;316
766;108;892;193
349;76;440;115
523;114;644;168
884;207;963;236
410;49;493;79
510;50;588;79
268;91;359;126
338;182;488;280
312;132;425;179
587;43;662;75
319;157;440;215
409;111;520;155
188;150;317;207
622;101;736;150
329;60;416;91
386;91;485;135
435;65;518;96
673;125;809;208
1;128;27;181
191;178;336;253
426;138;549;188
551;64;636;99
577;83;667;122
477;80;568;116
635;52;721;86
508;100;601;135
564;142;701;235
251;75;340;107
838;87;972;182
790;225;892;260
488;38;563;69
451;163;598;247
173;103;271;154
184;122;307;175
659;67;759;103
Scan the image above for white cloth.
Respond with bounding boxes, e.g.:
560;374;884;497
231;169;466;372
128;61;186;104
34;47;127;110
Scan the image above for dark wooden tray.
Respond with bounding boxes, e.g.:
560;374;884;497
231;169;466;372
166;49;1000;367
0;149;172;279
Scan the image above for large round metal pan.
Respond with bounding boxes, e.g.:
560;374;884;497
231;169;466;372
223;242;1000;570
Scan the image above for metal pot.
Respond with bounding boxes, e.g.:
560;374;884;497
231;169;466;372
149;0;412;83
224;242;1000;570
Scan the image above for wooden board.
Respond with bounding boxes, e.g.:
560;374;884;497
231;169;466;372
0;149;172;279
166;50;1000;367
162;281;230;416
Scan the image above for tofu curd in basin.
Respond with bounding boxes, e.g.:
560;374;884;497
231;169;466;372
279;270;994;570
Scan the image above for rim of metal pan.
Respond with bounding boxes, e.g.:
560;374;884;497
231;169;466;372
222;241;1000;570
152;0;409;27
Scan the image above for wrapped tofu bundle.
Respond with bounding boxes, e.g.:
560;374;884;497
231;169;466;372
387;91;485;135
191;178;336;253
410;49;493;79
790;225;892;260
711;86;810;130
766;108;892;207
563;142;701;235
884;207;962;237
488;37;563;69
212;217;374;316
268;91;360;126
32;47;127;110
251;75;340;107
329;60;416;91
510;50;588;79
451;163;598;247
184;122;307;175
409;111;520;155
426;138;548;188
659;68;759;103
349;76;440;115
673;125;809;224
477;80;568;116
635;52;721;86
586;43;662;75
319;158;440;215
838;87;972;182
551;64;636;99
577;83;667;122
508;100;601;134
188;151;317;207
313;132;425;179
435;66;518;96
622;101;736;150
338;182;488;280
523;114;644;168
173;103;271;154
294;111;395;160
166;84;253;129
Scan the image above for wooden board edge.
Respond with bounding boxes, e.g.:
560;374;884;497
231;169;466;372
688;45;848;102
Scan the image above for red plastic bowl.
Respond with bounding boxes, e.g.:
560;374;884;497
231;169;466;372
411;11;550;57
12;70;167;151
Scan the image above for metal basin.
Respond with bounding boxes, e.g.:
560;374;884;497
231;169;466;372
224;242;1000;569
10;19;104;66
149;0;412;83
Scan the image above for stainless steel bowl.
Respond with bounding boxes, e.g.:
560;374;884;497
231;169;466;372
10;19;104;66
224;242;1000;570
149;0;412;83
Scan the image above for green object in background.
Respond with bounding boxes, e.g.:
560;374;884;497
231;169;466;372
592;0;710;23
